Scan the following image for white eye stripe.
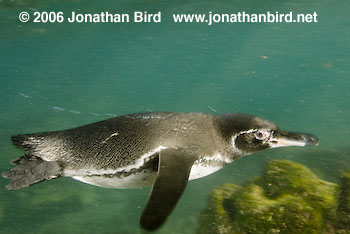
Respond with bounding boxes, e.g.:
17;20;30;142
235;129;272;139
231;128;273;152
235;129;258;137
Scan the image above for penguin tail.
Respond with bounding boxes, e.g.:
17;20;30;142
2;154;62;190
11;134;41;151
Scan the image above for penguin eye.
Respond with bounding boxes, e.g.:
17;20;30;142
254;130;270;140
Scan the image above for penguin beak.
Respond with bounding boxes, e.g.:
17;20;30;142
269;131;319;148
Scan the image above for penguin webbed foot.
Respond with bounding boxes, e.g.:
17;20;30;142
2;155;62;190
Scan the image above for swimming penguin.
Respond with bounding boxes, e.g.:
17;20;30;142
2;112;318;231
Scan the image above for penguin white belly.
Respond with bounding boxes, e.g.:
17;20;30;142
70;153;231;188
189;163;223;180
72;165;221;188
72;171;156;189
67;146;168;189
189;153;232;180
71;164;223;188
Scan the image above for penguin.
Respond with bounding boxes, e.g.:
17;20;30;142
2;112;318;231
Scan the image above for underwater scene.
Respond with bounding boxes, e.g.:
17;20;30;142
1;0;350;233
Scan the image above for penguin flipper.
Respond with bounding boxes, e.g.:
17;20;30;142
2;155;62;190
140;148;196;231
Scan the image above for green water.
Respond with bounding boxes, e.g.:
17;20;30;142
0;0;349;233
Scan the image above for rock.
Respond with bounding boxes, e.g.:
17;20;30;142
198;160;347;234
260;160;338;212
198;184;240;234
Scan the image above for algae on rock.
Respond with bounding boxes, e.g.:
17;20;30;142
199;184;240;234
198;160;349;234
335;172;350;233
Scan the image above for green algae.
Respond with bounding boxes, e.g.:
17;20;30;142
335;172;350;233
198;184;240;234
260;160;338;212
199;160;349;234
232;184;325;234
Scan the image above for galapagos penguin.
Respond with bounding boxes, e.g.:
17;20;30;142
2;112;318;231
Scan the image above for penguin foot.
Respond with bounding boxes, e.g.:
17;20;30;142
2;155;62;190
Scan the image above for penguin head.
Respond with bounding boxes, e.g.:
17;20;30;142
215;113;318;155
